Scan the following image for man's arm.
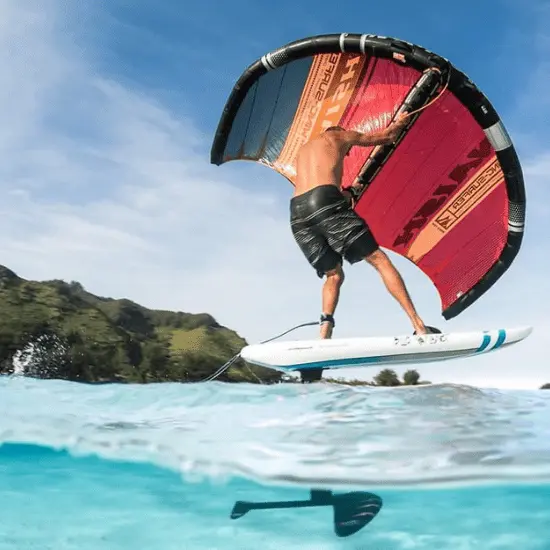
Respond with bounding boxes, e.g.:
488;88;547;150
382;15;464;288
339;114;408;148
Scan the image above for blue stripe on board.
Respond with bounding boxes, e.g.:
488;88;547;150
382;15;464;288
493;329;506;350
476;332;492;352
284;355;387;371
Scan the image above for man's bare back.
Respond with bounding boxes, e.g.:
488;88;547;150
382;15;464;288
294;115;408;197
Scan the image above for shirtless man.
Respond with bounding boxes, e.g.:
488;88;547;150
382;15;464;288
291;115;438;338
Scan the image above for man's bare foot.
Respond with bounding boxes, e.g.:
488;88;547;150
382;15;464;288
320;323;334;339
413;323;428;335
413;324;442;335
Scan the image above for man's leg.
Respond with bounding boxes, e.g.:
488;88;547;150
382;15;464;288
365;249;428;335
320;264;344;339
310;195;433;336
290;196;343;340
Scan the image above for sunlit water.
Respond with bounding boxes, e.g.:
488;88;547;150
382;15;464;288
1;375;549;549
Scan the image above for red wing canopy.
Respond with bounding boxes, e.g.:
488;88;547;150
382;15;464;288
211;34;526;319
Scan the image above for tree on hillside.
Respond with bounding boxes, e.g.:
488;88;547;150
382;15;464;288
403;369;420;385
373;368;401;387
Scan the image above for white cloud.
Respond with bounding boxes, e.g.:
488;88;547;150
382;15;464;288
1;0;548;389
0;1;315;329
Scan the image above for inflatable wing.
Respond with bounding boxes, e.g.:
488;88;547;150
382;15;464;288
210;33;526;319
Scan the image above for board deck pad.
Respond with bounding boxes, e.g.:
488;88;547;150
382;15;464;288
240;326;533;373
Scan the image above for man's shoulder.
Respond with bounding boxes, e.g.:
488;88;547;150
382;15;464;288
299;132;346;155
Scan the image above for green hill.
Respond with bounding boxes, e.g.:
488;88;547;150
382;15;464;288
0;265;280;384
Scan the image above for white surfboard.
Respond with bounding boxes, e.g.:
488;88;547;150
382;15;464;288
240;326;533;373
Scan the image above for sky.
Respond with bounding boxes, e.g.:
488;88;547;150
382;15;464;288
1;0;549;389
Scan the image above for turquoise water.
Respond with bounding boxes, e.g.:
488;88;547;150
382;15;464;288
1;376;549;549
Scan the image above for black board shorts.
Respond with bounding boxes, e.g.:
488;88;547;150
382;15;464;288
290;184;379;277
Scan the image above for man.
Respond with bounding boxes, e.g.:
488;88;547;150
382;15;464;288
291;114;439;339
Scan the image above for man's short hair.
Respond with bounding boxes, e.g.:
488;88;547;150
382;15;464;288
325;125;345;132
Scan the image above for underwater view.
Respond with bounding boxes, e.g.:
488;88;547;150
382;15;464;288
1;376;549;549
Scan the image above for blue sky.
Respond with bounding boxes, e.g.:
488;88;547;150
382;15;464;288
1;0;549;388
